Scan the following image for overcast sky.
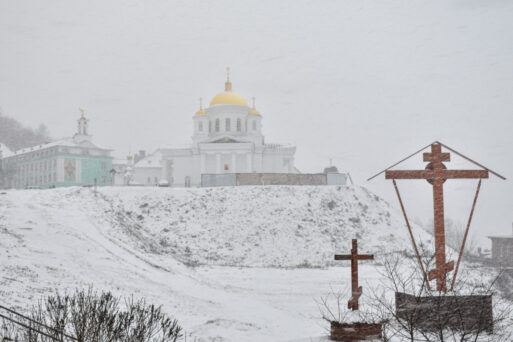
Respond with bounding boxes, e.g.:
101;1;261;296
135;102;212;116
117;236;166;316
1;0;512;245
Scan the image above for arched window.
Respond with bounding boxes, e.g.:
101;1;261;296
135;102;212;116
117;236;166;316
225;118;231;131
198;121;203;132
209;121;212;133
252;120;257;131
237;118;241;132
185;176;191;187
215;119;220;132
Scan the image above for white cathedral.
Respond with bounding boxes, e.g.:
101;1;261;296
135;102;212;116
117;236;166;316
136;70;297;187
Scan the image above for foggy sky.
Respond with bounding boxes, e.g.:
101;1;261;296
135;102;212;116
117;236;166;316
1;0;512;245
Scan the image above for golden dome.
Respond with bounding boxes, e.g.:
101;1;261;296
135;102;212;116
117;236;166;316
210;92;248;106
209;67;249;107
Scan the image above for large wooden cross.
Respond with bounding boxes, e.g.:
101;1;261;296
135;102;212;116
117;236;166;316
385;143;488;292
335;239;374;310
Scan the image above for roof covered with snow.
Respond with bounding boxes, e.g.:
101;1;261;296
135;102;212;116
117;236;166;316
0;143;13;158
5;136;112;157
134;150;163;168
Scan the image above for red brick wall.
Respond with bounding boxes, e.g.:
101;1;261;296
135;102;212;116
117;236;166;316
330;322;382;341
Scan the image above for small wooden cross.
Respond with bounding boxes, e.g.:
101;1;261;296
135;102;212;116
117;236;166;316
334;239;374;311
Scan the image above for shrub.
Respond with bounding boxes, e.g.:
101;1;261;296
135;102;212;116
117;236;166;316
0;288;182;342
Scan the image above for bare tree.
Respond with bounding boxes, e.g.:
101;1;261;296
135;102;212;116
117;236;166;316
0;111;52;151
366;253;513;342
0;288;183;342
318;247;513;342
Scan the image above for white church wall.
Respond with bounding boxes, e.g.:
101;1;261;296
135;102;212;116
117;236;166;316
191;154;202;186
113;173;125;186
170;155;195;187
253;152;263;173
261;148;297;173
204;154;217;174
133;167;161;186
262;153;281;173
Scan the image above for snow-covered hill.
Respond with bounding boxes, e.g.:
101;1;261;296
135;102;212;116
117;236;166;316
1;185;431;268
0;185;436;341
104;185;435;267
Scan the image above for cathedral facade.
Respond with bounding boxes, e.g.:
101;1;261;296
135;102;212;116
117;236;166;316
159;71;297;187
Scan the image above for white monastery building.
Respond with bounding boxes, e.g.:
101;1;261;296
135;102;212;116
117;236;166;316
150;70;297;187
1;110;113;189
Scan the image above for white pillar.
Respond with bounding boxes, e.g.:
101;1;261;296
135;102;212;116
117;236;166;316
232;154;237;173
200;153;206;174
246;153;253;173
161;159;168;182
166;160;174;186
216;154;221;173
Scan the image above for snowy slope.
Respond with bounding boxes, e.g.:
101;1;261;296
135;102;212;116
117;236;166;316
0;185;445;342
48;185;432;267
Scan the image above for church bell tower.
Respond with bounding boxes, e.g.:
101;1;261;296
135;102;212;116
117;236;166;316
73;108;92;143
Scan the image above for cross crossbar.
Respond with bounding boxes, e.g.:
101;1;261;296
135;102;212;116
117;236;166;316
424;151;450;162
386;170;489;180
335;255;374;261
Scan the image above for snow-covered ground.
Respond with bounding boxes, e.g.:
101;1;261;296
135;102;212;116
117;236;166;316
0;185;501;341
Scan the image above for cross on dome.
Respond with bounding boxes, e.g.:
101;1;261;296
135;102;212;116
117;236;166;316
209;68;248;106
195;97;206;115
249;97;260;115
225;66;232;92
